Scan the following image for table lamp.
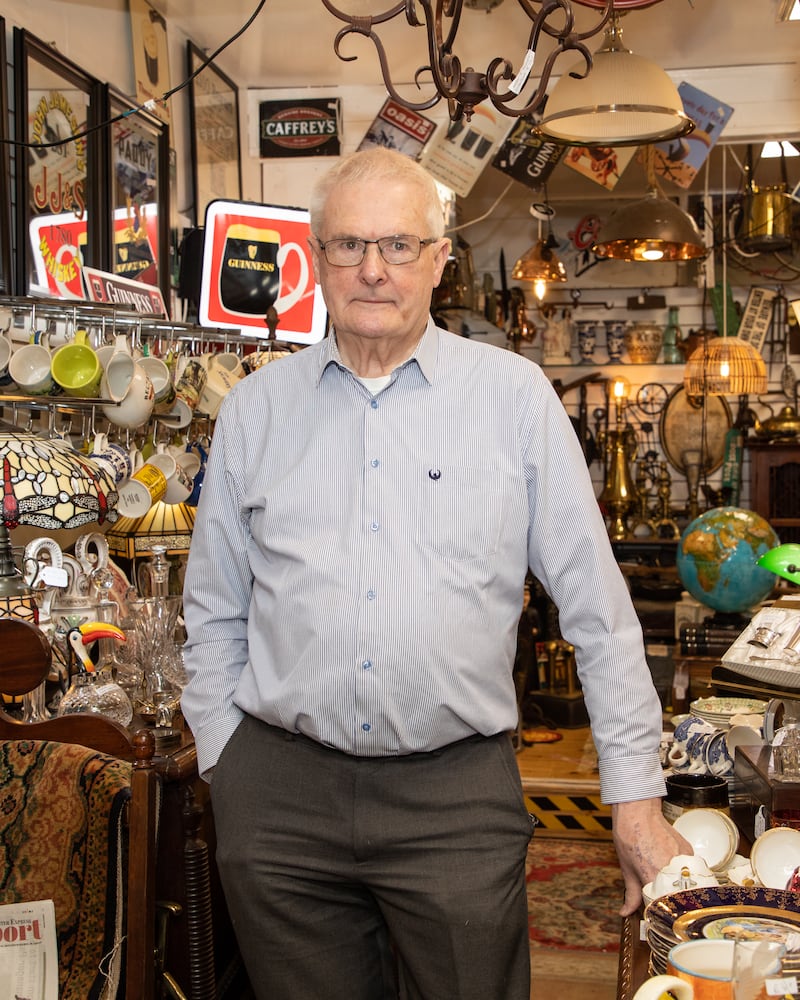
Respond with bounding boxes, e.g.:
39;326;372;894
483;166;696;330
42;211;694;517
0;419;119;622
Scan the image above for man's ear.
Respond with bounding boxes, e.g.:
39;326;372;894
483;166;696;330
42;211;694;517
431;237;452;288
307;235;323;285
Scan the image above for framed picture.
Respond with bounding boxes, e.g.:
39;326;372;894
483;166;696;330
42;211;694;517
0;19;11;294
106;89;171;308
129;0;171;124
188;42;242;226
13;28;104;298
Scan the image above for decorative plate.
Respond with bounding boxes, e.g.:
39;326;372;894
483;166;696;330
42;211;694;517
646;885;800;942
691;696;769;718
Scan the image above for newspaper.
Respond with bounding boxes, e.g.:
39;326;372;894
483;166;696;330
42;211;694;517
0;900;58;1000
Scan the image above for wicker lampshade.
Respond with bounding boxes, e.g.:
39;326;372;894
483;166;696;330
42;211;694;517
683;335;768;396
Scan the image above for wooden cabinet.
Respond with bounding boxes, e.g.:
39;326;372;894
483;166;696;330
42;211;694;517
747;440;800;544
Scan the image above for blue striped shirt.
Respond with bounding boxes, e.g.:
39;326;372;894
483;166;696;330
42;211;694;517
181;320;666;803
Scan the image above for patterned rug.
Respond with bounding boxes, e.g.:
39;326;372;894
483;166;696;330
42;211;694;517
0;739;132;999
527;837;624;953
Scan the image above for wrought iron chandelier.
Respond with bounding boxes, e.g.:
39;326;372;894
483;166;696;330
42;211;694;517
320;0;615;121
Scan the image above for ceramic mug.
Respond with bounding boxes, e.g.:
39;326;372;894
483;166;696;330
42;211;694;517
149;449;194;504
169;359;207;428
667;940;735;1000
51;329;102;397
139;354;175;407
0;333;14;387
8;342;55;395
101;361;155;430
88;432;143;486
632;975;694;1000
116;461;168;518
198;354;243;419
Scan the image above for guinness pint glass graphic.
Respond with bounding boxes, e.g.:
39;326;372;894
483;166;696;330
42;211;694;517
220;224;281;316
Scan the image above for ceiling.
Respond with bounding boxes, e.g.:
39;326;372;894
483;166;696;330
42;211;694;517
161;0;800;101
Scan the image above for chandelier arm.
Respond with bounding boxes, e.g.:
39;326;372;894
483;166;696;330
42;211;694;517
321;0;614;121
485;42;588;117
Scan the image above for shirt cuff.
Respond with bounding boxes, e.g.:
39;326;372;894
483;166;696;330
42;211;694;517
598;752;667;804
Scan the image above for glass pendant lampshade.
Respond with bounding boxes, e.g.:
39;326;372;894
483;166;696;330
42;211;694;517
511;238;567;301
537;18;694;146
593;188;707;262
683;334;768;396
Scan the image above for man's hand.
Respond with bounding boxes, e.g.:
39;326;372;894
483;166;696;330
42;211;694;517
612;798;693;916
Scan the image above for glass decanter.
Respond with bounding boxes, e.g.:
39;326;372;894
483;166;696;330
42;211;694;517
127;594;183;722
771;705;800;782
137;545;171;599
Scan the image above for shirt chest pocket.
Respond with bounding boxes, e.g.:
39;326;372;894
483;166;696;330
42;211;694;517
416;465;507;561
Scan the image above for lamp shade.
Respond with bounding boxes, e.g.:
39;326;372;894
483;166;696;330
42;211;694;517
757;544;800;585
511;239;567;284
537;20;694;146
105;501;196;560
683;335;768;396
0;421;119;531
593;189;706;262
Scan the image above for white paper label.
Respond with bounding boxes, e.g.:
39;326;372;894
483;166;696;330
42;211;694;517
766;976;797;995
40;566;68;587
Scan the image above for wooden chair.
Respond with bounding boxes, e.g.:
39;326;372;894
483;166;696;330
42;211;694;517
0;617;160;1000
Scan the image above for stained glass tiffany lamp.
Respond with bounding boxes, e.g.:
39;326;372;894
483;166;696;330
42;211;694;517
0;420;119;621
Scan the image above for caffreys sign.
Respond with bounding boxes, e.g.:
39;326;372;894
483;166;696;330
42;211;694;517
259;98;341;158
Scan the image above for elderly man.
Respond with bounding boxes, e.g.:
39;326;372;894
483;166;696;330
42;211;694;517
182;147;688;1000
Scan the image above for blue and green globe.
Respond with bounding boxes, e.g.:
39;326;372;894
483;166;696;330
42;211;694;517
676;507;780;614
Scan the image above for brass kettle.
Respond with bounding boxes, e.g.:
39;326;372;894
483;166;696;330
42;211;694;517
749;404;800;441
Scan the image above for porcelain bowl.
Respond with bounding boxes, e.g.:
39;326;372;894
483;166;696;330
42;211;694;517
673;808;739;872
750;826;800;889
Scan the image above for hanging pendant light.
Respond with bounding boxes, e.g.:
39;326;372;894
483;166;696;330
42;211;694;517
683;333;768;396
537;16;694;146
593;189;706;262
511;200;567;301
592;146;706;262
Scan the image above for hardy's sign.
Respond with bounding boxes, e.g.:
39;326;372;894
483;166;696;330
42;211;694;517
258;98;341;157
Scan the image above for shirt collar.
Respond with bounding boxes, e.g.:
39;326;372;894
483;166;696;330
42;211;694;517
316;318;439;386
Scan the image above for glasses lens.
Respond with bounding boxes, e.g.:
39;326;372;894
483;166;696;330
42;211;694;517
324;239;366;266
377;236;421;264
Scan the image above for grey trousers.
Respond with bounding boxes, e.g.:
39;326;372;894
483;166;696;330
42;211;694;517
210;715;535;1000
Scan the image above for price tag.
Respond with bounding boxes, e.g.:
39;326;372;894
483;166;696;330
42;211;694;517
766;976;798;995
39;566;69;588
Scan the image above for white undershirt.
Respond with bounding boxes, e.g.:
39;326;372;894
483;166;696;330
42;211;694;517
357;375;392;393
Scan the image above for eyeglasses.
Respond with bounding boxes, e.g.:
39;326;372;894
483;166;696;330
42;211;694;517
316;235;439;267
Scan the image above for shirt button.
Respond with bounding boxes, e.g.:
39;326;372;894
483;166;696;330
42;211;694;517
370;399;379;409
367;589;376;600
370;521;379;532
362;723;371;732
371;459;380;468
362;660;372;670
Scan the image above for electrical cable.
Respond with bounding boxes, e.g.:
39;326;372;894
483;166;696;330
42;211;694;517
1;0;266;151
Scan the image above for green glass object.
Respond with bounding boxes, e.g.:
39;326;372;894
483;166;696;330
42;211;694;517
757;543;800;585
662;305;683;364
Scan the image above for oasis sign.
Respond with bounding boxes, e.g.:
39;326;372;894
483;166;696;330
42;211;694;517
258;98;341;158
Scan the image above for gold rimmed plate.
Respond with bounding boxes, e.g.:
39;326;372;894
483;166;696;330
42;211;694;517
645;886;800;968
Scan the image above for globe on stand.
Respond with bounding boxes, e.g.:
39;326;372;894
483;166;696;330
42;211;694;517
676;507;780;629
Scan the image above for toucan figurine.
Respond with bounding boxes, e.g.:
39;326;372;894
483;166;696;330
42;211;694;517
67;622;127;673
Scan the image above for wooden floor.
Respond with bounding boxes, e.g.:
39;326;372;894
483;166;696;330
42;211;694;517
515;725;613;839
